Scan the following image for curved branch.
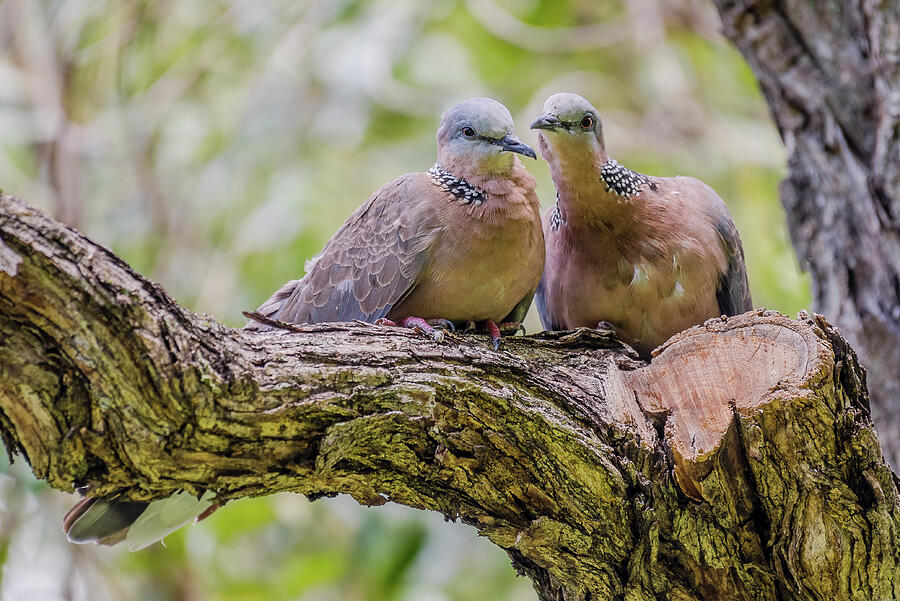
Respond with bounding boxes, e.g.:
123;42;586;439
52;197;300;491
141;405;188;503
1;194;897;601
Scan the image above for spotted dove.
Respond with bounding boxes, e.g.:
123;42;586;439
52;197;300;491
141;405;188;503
63;97;545;550
531;93;752;356
244;97;544;342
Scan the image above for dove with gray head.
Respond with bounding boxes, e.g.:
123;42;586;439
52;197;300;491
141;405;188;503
63;98;544;550
531;93;751;356
246;96;545;346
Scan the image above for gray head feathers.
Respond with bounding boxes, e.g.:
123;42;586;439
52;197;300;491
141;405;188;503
541;93;596;122
435;97;536;172
437;97;515;143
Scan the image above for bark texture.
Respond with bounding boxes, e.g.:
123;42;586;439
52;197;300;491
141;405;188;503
713;0;900;469
2;195;899;599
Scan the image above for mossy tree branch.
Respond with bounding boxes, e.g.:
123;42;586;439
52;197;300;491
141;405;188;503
1;194;898;600
713;0;900;470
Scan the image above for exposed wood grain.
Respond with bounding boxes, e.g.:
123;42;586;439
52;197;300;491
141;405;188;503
629;313;818;498
1;193;898;600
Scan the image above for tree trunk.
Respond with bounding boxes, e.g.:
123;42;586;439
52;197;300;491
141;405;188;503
712;0;900;469
2;194;899;599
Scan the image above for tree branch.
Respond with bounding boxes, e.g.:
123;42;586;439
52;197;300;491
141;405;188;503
1;194;898;600
712;0;900;470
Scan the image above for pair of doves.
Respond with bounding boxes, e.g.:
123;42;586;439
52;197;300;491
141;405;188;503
66;93;751;550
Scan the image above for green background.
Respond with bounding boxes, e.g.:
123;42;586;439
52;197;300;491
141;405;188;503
0;1;809;599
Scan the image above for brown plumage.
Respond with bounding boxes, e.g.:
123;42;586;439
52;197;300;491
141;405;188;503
246;97;545;336
63;98;544;552
531;93;751;356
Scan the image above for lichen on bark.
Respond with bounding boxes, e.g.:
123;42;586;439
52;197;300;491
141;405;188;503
1;194;898;600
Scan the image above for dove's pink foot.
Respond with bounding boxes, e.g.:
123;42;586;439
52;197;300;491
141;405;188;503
479;320;503;351
376;317;445;342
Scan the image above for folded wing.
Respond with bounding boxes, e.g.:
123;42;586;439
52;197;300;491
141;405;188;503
246;174;439;329
709;200;753;316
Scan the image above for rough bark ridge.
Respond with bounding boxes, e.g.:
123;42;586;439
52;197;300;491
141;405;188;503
1;194;899;600
713;0;900;469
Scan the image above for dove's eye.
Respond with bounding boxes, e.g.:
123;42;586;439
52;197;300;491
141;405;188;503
580;115;594;129
462;126;476;138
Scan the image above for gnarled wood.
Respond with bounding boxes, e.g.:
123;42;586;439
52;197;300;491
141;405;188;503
1;193;898;600
713;0;900;470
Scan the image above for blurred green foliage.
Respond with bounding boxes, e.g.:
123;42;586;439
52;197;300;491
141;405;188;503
0;0;810;599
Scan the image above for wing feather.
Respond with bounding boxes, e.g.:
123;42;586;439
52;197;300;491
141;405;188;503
711;208;753;316
686;178;753;317
245;173;438;329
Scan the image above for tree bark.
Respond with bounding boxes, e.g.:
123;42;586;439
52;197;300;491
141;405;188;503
2;194;899;599
712;0;900;469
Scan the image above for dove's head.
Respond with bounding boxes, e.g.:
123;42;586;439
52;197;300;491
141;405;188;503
530;93;606;163
436;98;536;178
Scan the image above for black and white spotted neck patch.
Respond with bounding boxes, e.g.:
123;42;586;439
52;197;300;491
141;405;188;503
600;159;655;199
429;164;486;206
549;204;565;231
549;193;566;231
